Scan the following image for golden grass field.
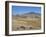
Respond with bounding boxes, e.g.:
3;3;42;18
12;16;41;31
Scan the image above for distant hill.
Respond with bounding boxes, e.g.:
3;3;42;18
12;12;41;18
23;12;41;15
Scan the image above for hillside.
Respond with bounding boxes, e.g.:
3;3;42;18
12;12;41;31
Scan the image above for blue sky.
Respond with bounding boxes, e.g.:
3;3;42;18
12;6;41;15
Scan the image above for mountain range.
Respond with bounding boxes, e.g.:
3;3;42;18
12;12;41;18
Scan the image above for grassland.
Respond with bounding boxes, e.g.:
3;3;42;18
12;15;41;31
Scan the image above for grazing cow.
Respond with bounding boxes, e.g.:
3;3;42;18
20;26;25;30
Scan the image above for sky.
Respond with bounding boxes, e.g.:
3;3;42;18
12;6;41;15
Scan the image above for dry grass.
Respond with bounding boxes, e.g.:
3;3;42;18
12;17;41;31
